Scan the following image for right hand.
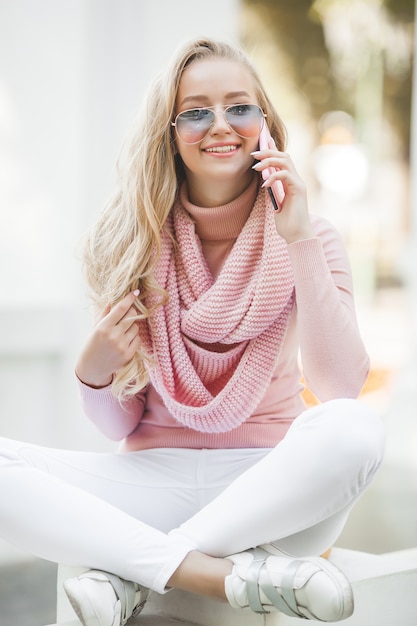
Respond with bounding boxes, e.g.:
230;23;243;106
76;291;141;388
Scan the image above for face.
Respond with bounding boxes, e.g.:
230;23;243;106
173;57;262;205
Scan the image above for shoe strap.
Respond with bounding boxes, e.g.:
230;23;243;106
260;559;303;617
244;554;303;617
103;572;138;623
245;556;266;613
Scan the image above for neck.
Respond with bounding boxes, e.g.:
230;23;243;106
185;171;256;207
180;175;259;242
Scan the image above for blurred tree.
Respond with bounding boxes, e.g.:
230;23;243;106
382;0;414;159
241;0;344;120
242;0;414;158
384;0;414;20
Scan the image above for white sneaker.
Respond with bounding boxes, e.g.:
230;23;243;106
225;547;354;622
63;569;148;626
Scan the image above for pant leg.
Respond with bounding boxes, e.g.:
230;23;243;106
0;439;273;592
170;398;385;558
0;439;202;592
0;398;385;592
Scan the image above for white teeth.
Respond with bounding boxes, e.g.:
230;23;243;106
205;145;238;153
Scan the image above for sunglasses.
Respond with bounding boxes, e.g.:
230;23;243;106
171;103;266;144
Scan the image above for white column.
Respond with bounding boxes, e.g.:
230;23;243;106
408;0;417;347
383;0;417;470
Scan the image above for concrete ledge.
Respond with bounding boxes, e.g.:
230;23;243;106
52;548;417;626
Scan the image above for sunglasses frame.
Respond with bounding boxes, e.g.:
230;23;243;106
171;103;266;144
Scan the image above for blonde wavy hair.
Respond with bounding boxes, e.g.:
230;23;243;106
83;37;287;398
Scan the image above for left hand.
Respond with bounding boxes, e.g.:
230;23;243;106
252;141;314;244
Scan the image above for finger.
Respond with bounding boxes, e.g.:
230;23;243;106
106;290;140;326
124;321;140;345
261;168;289;186
128;332;142;352
117;306;141;334
251;148;285;159
97;303;111;322
122;337;142;365
252;153;293;170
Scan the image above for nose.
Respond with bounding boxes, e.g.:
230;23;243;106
209;107;232;135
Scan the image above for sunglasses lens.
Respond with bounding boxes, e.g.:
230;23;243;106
175;108;214;144
174;104;265;144
225;104;264;137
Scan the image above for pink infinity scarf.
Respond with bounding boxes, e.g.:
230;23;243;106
143;188;295;433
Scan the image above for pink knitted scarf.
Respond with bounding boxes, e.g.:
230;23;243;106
143;188;295;433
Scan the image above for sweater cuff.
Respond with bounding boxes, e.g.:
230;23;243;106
287;237;330;281
76;375;116;406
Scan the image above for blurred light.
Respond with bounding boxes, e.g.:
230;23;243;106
313;110;369;199
314;143;369;198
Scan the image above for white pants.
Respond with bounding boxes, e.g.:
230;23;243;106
0;399;385;593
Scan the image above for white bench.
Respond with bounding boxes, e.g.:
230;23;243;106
48;547;417;626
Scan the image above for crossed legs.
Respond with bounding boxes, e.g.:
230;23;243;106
0;398;384;597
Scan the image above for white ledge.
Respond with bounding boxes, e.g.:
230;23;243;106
50;547;417;626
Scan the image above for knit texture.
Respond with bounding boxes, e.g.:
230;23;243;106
142;188;295;433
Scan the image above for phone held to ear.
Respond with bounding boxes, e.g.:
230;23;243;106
259;124;285;213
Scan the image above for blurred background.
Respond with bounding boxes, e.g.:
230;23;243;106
0;0;416;624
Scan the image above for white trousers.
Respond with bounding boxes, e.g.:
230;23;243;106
0;399;385;593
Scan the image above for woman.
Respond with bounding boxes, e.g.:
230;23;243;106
0;38;385;625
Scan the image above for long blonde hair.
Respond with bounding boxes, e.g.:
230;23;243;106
83;37;287;398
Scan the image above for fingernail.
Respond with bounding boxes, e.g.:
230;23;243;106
251;151;260;156
133;289;140;296
252;162;261;170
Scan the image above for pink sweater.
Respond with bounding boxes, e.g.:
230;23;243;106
78;181;370;451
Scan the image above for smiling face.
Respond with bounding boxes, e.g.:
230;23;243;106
174;57;262;206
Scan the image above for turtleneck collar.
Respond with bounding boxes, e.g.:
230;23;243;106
179;175;260;241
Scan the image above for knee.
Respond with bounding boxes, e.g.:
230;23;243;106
326;398;385;477
298;398;386;474
332;397;384;444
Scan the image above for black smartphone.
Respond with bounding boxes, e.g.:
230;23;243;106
259;123;285;212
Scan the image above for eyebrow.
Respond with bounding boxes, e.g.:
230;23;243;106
179;91;252;107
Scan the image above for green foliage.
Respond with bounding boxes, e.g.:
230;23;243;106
243;0;414;158
243;0;344;119
384;0;414;21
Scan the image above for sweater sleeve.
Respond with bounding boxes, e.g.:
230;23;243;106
287;214;370;401
76;377;147;441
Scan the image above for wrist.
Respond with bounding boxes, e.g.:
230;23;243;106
286;233;316;246
285;227;315;245
75;369;113;389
